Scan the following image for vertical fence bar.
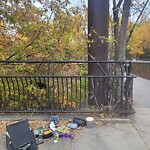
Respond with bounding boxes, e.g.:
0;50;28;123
10;77;15;110
98;77;102;105
75;77;79;109
70;77;73;110
52;77;55;110
47;62;50;110
1;78;6;110
66;77;69;110
121;77;124;110
25;77;29;109
20;77;25;110
84;76;86;110
93;77;96;110
57;77;59;110
61;77;64;110
111;78;114;106
125;77;128;109
79;77;82;110
52;63;55;110
6;77;11;110
15;77;20;111
33;77;38;110
39;77;42;110
107;78;109;106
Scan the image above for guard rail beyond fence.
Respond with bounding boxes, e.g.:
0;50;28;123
0;60;136;114
132;61;150;80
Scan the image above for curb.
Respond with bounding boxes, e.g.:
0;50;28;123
0;113;131;123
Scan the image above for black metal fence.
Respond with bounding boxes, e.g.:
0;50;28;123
0;60;135;113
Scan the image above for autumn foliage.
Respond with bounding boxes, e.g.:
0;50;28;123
128;21;150;59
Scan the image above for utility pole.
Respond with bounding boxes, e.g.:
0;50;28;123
88;0;109;106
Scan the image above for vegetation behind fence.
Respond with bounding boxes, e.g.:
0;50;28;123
0;61;135;113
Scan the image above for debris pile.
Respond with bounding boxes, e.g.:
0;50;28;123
4;116;95;149
33;116;93;145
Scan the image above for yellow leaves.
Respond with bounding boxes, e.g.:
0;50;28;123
0;20;4;27
59;96;77;110
15;33;28;42
0;45;3;49
129;21;150;56
99;113;104;119
22;36;28;42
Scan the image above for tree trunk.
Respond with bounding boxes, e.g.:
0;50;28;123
113;0;123;61
113;0;132;110
115;0;132;61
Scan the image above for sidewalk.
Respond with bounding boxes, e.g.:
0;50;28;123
133;77;150;108
37;108;150;150
0;77;150;150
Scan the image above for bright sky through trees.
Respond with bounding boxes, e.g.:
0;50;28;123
72;0;87;6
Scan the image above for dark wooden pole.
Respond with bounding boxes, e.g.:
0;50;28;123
88;0;109;106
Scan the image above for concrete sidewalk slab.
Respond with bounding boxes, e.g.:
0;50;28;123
36;122;150;150
130;108;150;150
0;121;149;150
133;77;150;108
72;123;149;150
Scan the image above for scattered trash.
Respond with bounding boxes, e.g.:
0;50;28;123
34;130;40;138
34;126;44;137
99;113;104;119
36;133;44;145
5;116;95;148
35;126;44;132
42;129;53;139
50;116;59;125
67;122;78;129
86;117;94;128
6;120;38;150
58;132;74;139
53;131;60;143
50;121;56;131
73;118;86;126
57;125;70;133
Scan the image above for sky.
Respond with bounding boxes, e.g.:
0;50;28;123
71;0;87;6
34;0;88;9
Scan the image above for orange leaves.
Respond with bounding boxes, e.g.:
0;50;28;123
128;21;150;56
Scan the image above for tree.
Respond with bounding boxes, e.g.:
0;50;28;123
112;0;150;61
110;0;150;110
128;20;150;60
113;0;132;61
0;0;87;61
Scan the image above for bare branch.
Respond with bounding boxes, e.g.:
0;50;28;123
24;31;41;49
117;0;124;8
6;53;16;60
127;0;150;44
5;31;41;60
25;51;40;58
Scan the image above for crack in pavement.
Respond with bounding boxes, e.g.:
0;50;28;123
131;120;150;150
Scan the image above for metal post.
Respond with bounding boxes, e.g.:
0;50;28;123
88;0;109;106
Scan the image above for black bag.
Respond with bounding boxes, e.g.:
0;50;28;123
73;118;86;126
6;120;38;150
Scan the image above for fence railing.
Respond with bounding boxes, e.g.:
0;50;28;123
0;60;135;114
132;61;150;80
